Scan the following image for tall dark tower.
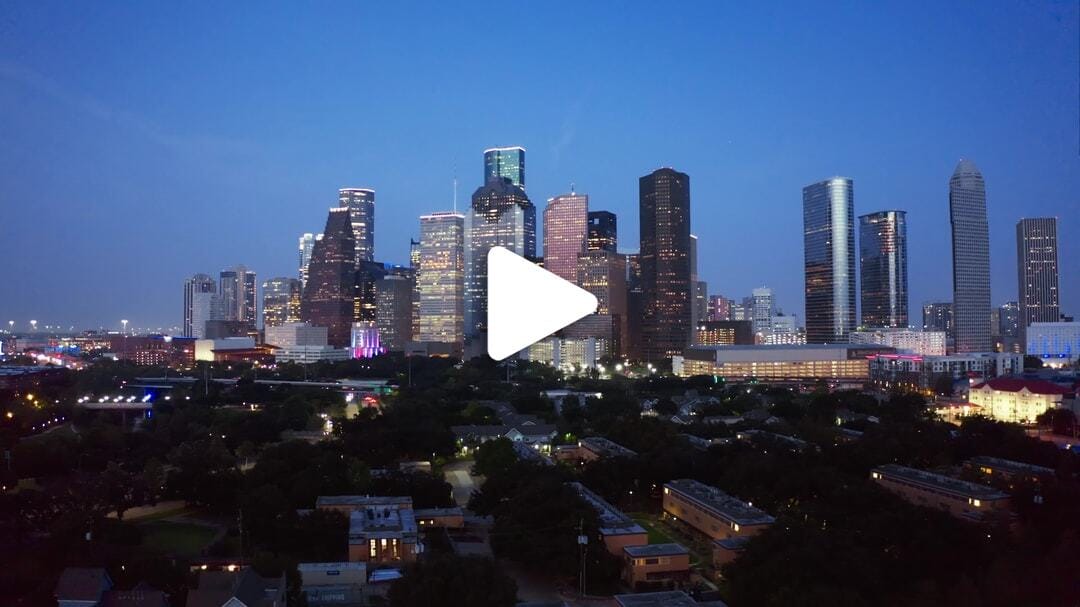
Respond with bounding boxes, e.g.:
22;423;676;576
301;208;357;347
949;159;991;353
1016;217;1060;344
639;168;692;361
803;178;856;344
587;211;618;252
859;210;908;328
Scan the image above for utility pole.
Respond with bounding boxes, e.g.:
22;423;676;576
577;518;588;597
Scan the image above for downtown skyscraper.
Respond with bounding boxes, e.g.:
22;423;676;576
339;188;375;265
219;265;257;326
262;277;301;327
859;210;908;328
949;159;991;353
1016;217;1060;342
301;208;356;347
803;178;856;344
639;168;692;360
587;210;617;252
417;212;465;346
483;146;526;190
464;176;536;338
543;192;589;284
183;274;217;338
298;232;322;290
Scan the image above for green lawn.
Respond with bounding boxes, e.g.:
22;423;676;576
138;521;218;557
633;516;679;545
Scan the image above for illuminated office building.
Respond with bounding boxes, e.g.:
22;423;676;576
464;178;535;337
483;146;526;189
568;250;627;356
543;192;589;283
949;160;991;352
922;302;953;338
376;271;415;352
183;274;217;338
301;208;357;347
859;210;908;328
1016;218;1060;343
803;178;856;344
298;232;322;290
417;212;465;346
262;277;301;327
640;168;692;360
588;210;617;253
339;188;376;264
219;265;257;326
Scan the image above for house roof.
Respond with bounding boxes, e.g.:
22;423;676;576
185;569;281;607
971;377;1070;395
101;583;168;607
55;567;112;602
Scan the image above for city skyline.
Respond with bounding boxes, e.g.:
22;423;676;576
3;3;1078;329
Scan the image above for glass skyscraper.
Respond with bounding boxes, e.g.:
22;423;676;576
417;212;465;345
183;274;217;337
1016;217;1060;343
802;178;856;344
640;168;692;360
859;210;908;328
543;192;589;283
464;178;535;337
339;188;375;265
949;159;991;353
219;265;257;326
483;146;526;189
262;277;301;327
301;208;356;347
587;210;617;252
922;302;954;338
298;232;322;290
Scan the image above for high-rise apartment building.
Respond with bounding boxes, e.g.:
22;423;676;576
376;270;415;352
640;168;692;360
183;274;217;338
922;302;954;338
219;265;257;326
587;211;617;253
708;295;732;322
1016;218;1060;343
949;160;991;352
298;233;322;290
483;146;526;189
339;188;376;265
998;301;1020;339
625;252;643;360
543;192;589;283
859;210;908;328
803;178;856;344
417;212;465;346
262;277;301;327
464;177;535;337
301;208;357;347
751;287;775;336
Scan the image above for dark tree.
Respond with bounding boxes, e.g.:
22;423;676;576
388;554;517;607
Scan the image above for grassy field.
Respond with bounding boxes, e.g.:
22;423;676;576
138;520;218;558
631;515;710;567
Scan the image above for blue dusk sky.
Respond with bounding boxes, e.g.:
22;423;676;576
1;1;1077;331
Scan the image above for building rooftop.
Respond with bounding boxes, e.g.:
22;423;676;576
872;465;1009;501
713;536;751;551
413;506;464;518
971;377;1070;396
580;436;637;458
297;562;367;573
737;429;816;451
967;456;1055;477
614;591;715;607
624;543;689;558
348;507;418;539
567;482;646;537
54;567;111;602
664;479;775;526
316;495;412;509
512;441;553;465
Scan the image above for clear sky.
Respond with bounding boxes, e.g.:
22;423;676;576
1;1;1077;331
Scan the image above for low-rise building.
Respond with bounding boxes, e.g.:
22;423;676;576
413;507;465;528
315;495;413;515
567;482;648;555
512;441;554;465
870;464;1009;522
274;345;351;364
964;456;1056;484
1026;321;1080;366
662;479;774;541
674;344;894;385
735;429;817;453
868;352;1022;391
264;322;328;347
298;562;366;607
614;590;725;607
622;543;691;590
711;536;751;568
968;377;1071;424
185;568;285;607
849;328;947;356
347;507;418;563
553;437;637;464
451;423;557;455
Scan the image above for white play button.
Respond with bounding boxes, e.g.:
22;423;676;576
487;246;599;361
